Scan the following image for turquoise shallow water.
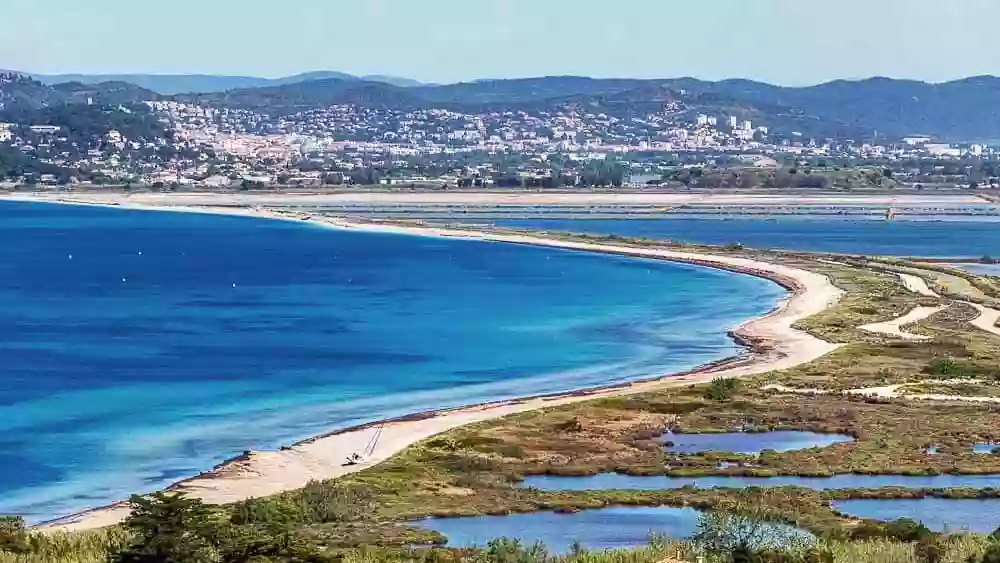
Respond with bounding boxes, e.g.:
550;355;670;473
0;202;784;523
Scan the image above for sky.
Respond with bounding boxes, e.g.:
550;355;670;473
4;0;1000;85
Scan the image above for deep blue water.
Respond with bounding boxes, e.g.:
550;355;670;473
494;218;1000;258
832;499;1000;533
662;431;853;455
520;473;1000;492
413;507;807;553
0;202;784;523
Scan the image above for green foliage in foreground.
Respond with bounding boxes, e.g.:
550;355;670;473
7;493;1000;563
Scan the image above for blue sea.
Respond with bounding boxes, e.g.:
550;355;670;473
494;217;1000;258
0;202;785;523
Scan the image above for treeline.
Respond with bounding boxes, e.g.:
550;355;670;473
0;145;63;179
662;167;897;191
0;104;168;146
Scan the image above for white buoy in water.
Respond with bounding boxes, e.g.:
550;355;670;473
232;283;237;288
68;254;73;260
122;277;127;283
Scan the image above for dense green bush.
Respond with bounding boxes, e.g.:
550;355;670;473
849;518;932;543
705;378;742;402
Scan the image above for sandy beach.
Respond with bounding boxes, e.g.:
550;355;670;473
5;193;845;532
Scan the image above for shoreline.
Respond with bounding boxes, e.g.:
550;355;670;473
2;193;845;532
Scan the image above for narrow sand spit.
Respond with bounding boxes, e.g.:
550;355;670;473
8;194;845;532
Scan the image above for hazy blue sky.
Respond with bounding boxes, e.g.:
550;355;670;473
4;0;998;84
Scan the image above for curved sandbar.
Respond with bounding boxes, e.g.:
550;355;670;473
9;196;844;532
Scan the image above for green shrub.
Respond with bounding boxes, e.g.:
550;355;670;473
0;517;28;554
848;518;932;543
705;378;742;402
922;358;979;379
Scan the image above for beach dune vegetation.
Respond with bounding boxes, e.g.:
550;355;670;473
705;378;742;402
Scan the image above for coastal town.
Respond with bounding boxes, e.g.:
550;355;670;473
1;89;999;191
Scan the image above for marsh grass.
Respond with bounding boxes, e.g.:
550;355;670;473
0;528;131;563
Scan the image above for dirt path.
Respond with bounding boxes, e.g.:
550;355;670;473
893;267;1000;338
765;379;1000;404
969;303;1000;337
897;273;940;297
859;305;946;340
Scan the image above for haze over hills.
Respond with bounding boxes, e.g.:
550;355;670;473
25;71;424;94
8;70;1000;141
171;74;1000;141
0;74;160;111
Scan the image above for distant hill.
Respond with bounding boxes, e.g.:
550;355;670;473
30;71;424;95
16;71;1000;140
176;78;426;113
653;76;1000;141
0;74;160;111
171;75;869;139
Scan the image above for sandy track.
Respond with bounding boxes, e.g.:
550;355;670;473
898;273;940;297
859;305;946;340
766;379;1000;405
12;194;847;532
892;268;1000;338
969;303;1000;337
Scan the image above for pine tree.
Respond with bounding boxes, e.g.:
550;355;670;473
113;492;216;563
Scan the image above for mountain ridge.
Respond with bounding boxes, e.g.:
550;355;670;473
25;71;424;94
8;71;1000;140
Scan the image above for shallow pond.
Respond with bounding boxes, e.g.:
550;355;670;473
662;430;853;454
974;443;999;454
520;473;1000;492
413;506;806;553
832;499;1000;533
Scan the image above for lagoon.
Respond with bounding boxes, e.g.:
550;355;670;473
413;506;807;553
520;473;1000;492
495;217;1000;258
662;430;853;455
832;499;1000;533
414;506;704;553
